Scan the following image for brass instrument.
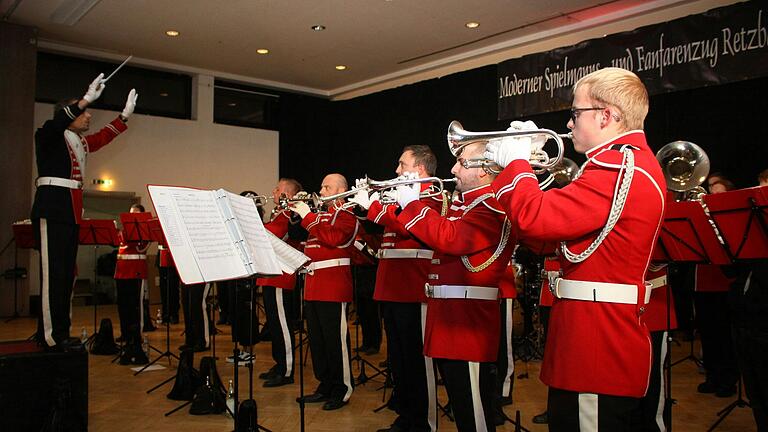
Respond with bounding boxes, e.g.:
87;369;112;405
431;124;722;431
656;140;710;201
366;176;456;201
246;194;268;207
538;157;579;189
447;120;570;174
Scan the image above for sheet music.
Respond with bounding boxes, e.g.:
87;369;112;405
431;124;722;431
148;185;249;284
222;190;282;276
265;230;311;274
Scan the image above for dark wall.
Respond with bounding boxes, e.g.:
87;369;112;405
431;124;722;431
279;66;768;192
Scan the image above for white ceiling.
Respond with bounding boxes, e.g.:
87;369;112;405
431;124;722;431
3;0;739;98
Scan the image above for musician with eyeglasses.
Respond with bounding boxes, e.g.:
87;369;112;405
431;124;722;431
349;145;446;432
389;142;516;432
291;173;359;411
485;67;666;430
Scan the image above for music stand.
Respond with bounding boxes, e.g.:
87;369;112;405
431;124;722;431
701;187;768;431
78;219;119;348
139;218;181;382
6;222;35;322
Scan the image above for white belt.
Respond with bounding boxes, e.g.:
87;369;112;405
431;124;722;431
553;278;651;305
118;254;147;260
36;176;82;189
647;275;667;290
378;249;434;260
306;258;351;275
425;284;498;300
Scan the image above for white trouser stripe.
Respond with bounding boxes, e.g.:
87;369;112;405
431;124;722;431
40;219;55;346
468;361;488;432
276;288;293;377
202;283;211;346
422;303;438;432
655;331;668;432
340;303;353;401
578;393;599;431
502;299;515;397
139;279;146;333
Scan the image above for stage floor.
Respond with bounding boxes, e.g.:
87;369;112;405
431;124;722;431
0;304;757;431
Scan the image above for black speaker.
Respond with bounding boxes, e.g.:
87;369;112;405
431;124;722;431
0;341;88;431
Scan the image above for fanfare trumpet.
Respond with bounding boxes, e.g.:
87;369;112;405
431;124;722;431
447;120;571;174
246;194;268;207
366;176;456;201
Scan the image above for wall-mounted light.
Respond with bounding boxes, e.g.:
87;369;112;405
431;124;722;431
165;30;180;37
93;178;113;186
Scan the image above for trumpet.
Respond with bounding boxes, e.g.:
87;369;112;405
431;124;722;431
248;194;268;207
367;176;456;201
447;120;570;174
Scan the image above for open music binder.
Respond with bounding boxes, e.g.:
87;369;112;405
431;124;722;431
147;185;309;284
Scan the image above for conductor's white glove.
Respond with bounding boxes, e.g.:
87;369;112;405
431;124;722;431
483;120;540;169
396;182;420;209
290;201;311;219
121;89;138;119
83;73;105;103
350;189;377;210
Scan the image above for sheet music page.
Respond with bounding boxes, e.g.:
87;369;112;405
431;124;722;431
266;230;311;274
221;190;282;276
148;185;250;284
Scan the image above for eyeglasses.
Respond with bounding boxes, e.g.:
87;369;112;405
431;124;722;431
570;107;604;123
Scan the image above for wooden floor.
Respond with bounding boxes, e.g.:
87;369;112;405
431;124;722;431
0;304;758;431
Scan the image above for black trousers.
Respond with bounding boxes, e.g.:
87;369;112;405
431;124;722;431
116;278;142;342
159;265;180;321
33;218;78;347
548;387;640;432
353;265;381;350
437;358;496;432
304;300;353;401
695;291;739;391
264;286;295;378
733;325;768;431
381;301;436;432
182;283;210;347
638;331;669;432
231;278;260;346
497;298;515;400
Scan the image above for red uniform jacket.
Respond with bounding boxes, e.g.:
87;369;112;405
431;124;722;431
643;265;678;332
301;203;358;302
158;246;174;268
367;186;445;303
539;257;559;307
492;131;666;397
114;232;149;279
256;210;300;290
499;263;517;299
397;183;515;362
32;102;126;225
695;264;735;293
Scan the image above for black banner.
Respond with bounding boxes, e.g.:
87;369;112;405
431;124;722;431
497;0;768;120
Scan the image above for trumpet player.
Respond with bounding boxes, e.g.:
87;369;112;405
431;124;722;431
350;145;445;432
255;179;305;387
389;142;516;432
485;67;665;431
291;173;358;411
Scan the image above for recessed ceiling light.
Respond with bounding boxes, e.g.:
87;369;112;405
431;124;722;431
257;48;269;54
165;30;180;37
228;102;237;107
311;25;326;31
335;65;347;71
465;22;480;29
159;92;169;97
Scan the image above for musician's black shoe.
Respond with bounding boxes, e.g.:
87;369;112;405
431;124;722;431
532;411;549;424
697;381;717;394
46;337;85;353
259;365;278;379
296;392;328;403
263;376;294;388
322;399;347;411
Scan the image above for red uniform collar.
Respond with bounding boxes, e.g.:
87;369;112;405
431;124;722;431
585;130;646;158
459;183;493;202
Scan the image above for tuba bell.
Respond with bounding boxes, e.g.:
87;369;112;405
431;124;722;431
656;140;710;201
538;157;579;190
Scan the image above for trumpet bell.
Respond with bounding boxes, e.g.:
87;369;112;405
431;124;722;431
656;141;710;192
